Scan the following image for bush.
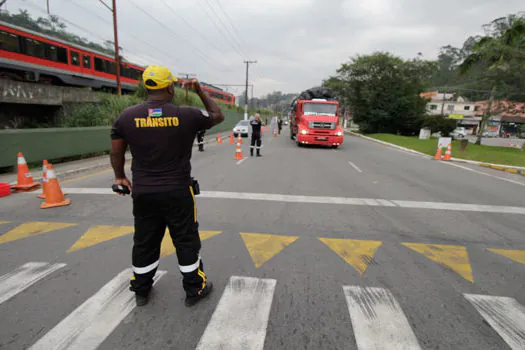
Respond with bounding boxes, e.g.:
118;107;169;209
422;115;457;136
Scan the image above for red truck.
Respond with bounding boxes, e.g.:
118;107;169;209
289;87;344;148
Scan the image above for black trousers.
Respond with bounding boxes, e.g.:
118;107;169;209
250;131;262;155
197;132;204;151
130;188;206;297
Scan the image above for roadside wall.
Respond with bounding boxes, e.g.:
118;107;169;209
0;110;243;168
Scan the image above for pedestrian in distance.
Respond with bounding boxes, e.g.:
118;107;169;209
277;118;283;135
196;130;205;152
110;65;224;307
250;113;265;157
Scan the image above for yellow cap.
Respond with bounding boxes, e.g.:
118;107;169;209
142;65;177;90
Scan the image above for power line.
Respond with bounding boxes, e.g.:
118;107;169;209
158;0;227;58
203;0;245;55
212;0;246;47
69;0;181;65
197;0;246;60
128;0;230;73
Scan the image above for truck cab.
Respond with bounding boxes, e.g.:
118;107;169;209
290;99;344;147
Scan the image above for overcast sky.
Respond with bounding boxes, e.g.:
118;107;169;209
5;0;525;97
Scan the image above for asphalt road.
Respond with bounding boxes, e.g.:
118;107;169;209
1;128;525;350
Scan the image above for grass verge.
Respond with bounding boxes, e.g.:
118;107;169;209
367;134;525;167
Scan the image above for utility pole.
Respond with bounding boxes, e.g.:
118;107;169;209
243;60;257;120
179;73;196;104
99;0;121;95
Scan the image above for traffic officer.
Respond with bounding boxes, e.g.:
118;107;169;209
110;65;224;307
250;113;264;157
196;130;205;151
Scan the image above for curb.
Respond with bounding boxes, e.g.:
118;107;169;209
480;163;525;176
346;131;525;172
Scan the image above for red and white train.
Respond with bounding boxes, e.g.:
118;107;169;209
0;20;235;104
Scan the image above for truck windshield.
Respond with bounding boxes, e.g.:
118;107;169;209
303;103;337;116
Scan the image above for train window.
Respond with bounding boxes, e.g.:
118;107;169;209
70;51;80;66
83;55;91;68
94;57;105;72
0;30;20;53
25;38;45;58
107;61;116;74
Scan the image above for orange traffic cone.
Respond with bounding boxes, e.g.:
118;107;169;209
273;129;277;137
12;152;39;192
37;160;48;199
41;164;71;209
237;134;242;144
229;132;235;144
434;147;443;160
217;132;222;144
443;143;452;161
234;139;244;160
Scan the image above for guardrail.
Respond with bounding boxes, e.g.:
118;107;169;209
0;110;244;168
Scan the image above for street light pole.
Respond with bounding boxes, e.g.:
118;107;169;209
243;60;256;120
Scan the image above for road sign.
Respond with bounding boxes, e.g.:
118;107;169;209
438;137;451;148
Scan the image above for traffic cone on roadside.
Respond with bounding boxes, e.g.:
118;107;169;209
237;134;242;144
217;132;222;144
443;143;452;161
234;139;244;160
434;147;443;160
12;152;39;192
37;160;48;199
40;164;71;209
273;129;277;137
229;132;235;144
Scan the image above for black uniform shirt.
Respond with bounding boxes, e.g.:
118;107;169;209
111;101;213;193
250;119;262;134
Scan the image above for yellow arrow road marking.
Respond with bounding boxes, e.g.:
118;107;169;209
319;238;382;275
488;249;525;265
0;222;77;245
161;230;223;258
403;243;474;282
67;225;134;253
240;232;299;268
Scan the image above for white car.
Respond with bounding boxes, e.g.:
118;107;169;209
450;127;467;140
233;120;250;137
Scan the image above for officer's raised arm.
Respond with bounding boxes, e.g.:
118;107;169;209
184;79;224;126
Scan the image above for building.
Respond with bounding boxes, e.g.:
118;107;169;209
474;100;525;137
422;91;479;134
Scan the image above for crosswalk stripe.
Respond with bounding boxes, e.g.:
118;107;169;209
464;294;525;350
29;268;166;350
0;262;66;305
343;286;421;350
196;276;277;350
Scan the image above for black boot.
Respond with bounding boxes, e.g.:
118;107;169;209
185;282;213;307
250;149;254;157
135;292;150;307
256;150;262;157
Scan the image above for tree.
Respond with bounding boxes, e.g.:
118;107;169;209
459;14;525;144
327;52;430;135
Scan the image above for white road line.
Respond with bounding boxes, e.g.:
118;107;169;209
464;294;525;350
443;162;525;187
343;286;421;350
29;269;166;350
48;189;525;215
0;262;66;305
348;161;363;173
196;276;277;350
236;158;248;166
